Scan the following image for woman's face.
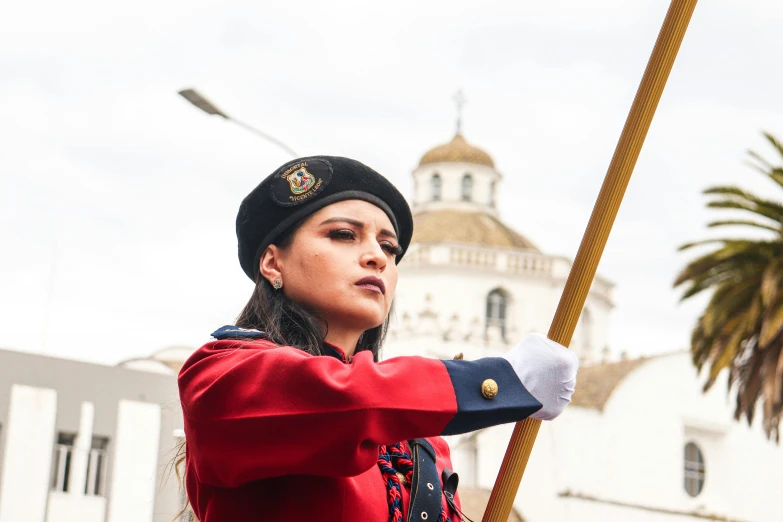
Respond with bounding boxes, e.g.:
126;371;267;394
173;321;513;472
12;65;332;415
264;199;401;335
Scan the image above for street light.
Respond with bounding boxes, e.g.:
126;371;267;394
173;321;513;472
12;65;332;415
178;88;300;158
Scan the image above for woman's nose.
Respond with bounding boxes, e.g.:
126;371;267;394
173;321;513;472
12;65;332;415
360;242;387;271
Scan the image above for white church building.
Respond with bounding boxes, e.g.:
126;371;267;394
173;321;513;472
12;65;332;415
0;132;781;522
383;133;783;522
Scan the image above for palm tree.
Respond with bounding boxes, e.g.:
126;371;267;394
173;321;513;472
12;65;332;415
674;132;783;441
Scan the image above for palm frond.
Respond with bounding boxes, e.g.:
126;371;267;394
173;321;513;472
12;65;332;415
708;219;782;234
745;155;783;192
674;245;768;295
763;132;783;165
678;238;779;252
774;340;783;405
760;297;783;349
747;151;783;190
706;199;783;225
746;150;773;172
690;280;759;372
735;352;764;425
760;258;783;306
704;319;746;389
678;267;759;301
706;278;758;327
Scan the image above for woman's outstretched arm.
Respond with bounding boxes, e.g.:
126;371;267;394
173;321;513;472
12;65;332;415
179;332;547;488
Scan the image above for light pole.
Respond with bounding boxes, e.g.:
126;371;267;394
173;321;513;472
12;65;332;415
178;88;300;158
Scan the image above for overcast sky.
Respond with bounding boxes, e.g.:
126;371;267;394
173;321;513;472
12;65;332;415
2;0;782;366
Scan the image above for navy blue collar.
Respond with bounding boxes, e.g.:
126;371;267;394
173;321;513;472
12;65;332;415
211;325;269;341
323;342;350;362
211;326;353;362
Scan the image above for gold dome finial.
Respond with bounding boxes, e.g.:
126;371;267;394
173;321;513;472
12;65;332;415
453;89;467;134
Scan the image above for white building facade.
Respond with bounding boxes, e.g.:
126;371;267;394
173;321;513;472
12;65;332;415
384;133;783;522
0;349;184;522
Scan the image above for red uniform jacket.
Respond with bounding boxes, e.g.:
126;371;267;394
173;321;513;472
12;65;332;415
178;326;542;522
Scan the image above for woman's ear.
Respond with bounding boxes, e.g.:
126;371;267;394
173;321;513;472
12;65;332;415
259;245;283;286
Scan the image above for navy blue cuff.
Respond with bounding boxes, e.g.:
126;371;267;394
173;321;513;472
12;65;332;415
441;357;542;435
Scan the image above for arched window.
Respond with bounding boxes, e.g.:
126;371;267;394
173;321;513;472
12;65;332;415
431;173;442;201
461;174;473;201
486;289;508;339
684;442;705;497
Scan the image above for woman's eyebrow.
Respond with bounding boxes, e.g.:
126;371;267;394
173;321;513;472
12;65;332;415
320;217;364;228
319;217;398;240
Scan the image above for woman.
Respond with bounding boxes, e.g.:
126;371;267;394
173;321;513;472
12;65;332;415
178;156;578;522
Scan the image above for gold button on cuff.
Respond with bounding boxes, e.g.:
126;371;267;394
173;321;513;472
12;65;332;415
481;379;498;399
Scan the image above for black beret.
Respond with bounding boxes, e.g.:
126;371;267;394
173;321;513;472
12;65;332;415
236;155;413;281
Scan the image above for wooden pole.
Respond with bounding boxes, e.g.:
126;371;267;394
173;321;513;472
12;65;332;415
482;1;699;520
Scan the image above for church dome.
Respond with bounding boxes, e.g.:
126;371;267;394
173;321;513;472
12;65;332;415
419;133;495;168
413;210;539;251
117;345;194;374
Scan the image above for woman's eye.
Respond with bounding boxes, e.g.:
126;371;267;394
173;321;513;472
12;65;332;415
381;243;403;256
328;229;356;241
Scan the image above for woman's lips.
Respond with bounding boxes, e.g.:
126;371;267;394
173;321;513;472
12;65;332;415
355;276;385;295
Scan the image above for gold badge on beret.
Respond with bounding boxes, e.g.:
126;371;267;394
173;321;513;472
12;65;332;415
271;159;332;207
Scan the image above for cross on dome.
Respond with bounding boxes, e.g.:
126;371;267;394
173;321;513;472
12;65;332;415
453;89;467;134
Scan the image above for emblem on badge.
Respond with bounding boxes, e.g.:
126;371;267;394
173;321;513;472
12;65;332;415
285;166;316;195
271;158;333;207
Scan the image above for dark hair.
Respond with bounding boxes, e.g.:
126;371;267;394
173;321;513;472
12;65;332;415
172;224;392;520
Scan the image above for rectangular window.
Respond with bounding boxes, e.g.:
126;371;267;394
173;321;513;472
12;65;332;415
52;433;76;492
86;436;109;496
431;175;442;201
51;433;109;496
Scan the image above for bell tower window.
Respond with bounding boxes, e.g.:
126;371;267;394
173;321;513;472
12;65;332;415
432;173;442;201
461;174;473;201
486;288;509;339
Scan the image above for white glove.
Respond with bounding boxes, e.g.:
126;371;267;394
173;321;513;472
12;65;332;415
502;333;578;421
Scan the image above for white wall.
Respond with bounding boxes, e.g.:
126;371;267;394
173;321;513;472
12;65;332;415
106;400;161;522
469;353;783;522
0;385;57;522
46;493;106;522
388;258;613;363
